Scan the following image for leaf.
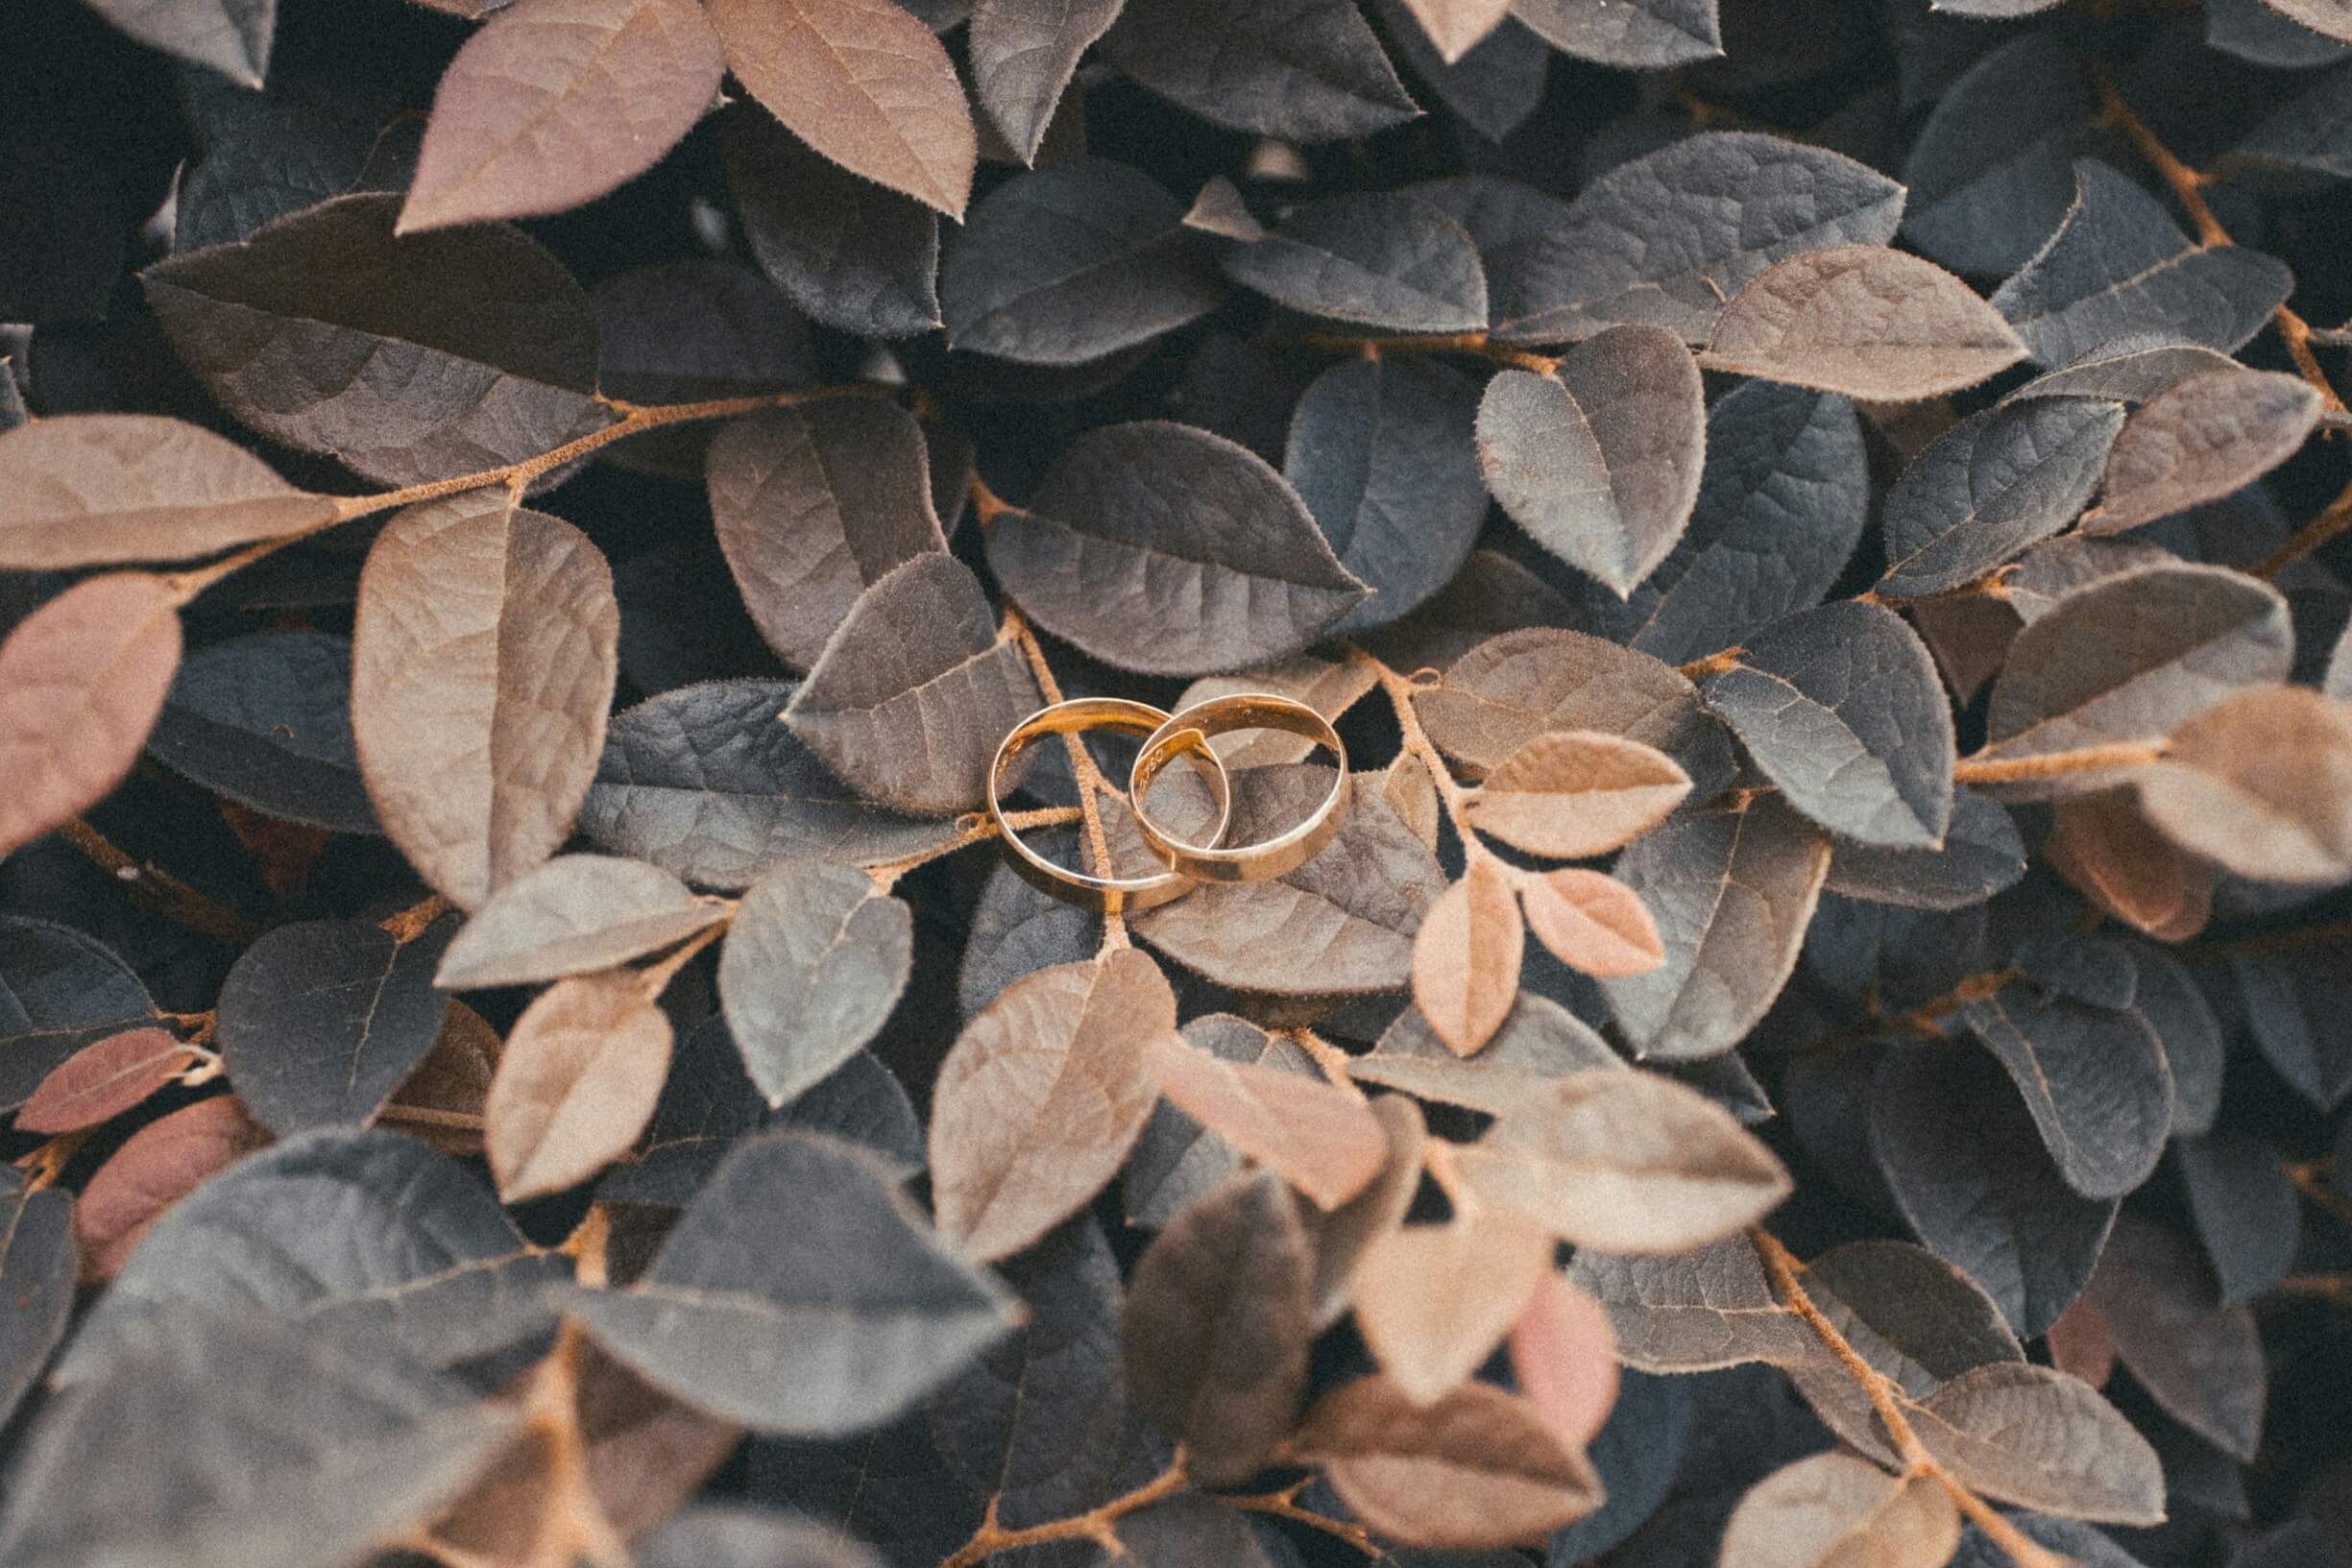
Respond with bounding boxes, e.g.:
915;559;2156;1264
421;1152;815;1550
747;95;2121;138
0;573;182;860
1974;563;2293;793
2225;50;2352;176
1899;35;2095;277
1415;626;1734;791
943;159;1220;364
2136;685;2352;883
1825;788;2027;911
987;422;1368;675
1990;159;2296;367
0;1167;74;1428
931;951;1169;1262
592;257;815;406
968;0;1125;160
719;860;913;1107
216;913;458;1135
1351;1210;1552;1404
1122;1171;1316;1486
353;492;619;907
1396;0;1510;61
1296;1377;1604;1549
1599;799;1831;1061
783;553;1042;815
1504;0;1717;67
1911;1362;2165;1526
61;1128;562;1382
708;0;977;217
2178;1129;2301;1306
1134;766;1446;995
1491;133;1904;345
1869;1040;2117;1339
708;401;948;671
437;855;726;990
1478;327;1706;597
0;1311;522;1568
486;970;673;1201
581;679;961;888
2226;950;2352;1110
925;1218;1169;1532
147;630;379;835
2133;946;2224;1136
2081;1216;2265;1462
1701;246;2027;401
1285;355;1488;637
1542;1366;1694;1563
2045;789;2216;939
636;1507;886;1568
723;103;942;338
577;1130;1020;1434
1455;1068;1791;1251
143;194;611;487
0;414;340;569
1960;977;2172;1200
1520;866;1664;978
83;0;274;84
71;1097;272;1283
15;1026;192;1134
1143;1032;1391;1208
2234;0;2352;47
1566;1236;1818;1373
386;1002;501;1159
2006;337;2243;406
1878;398;2128;597
1412;857;1524;1057
400;0;723;231
1299;1094;1427;1327
1463;731;1689;859
1508;1272;1619;1448
1223;192;1488;333
2089;368;2324;535
1098;0;1419;143
1126;1017;1308;1226
1376;6;1546;141
1720;1452;1960;1568
1700;600;1954;849
1354;991;1620;1114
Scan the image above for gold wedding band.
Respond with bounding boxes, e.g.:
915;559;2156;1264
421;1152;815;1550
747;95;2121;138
988;697;1232;914
1128;693;1349;883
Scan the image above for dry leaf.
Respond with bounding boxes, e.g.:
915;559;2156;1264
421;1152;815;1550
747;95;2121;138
1351;1208;1552;1404
486;971;674;1201
1144;1032;1390;1209
1519;866;1663;979
1411;856;1524;1057
15;1027;193;1135
1463;730;1691;859
1507;1272;1618;1449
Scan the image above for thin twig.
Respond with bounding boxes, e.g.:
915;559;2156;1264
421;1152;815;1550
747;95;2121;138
1952;743;2163;786
935;1461;1189;1568
1222;1483;1380;1556
58;818;257;945
1000;605;1128;950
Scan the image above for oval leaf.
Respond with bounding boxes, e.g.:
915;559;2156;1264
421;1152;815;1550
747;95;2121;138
1223;192;1488;334
437;855;726;990
1143;1032;1391;1209
1351;1210;1552;1405
2089;366;2323;535
719;860;913;1108
1464;731;1691;859
1412;856;1523;1057
1719;1451;1959;1568
15;1027;192;1136
2137;685;2352;884
1520;866;1664;978
1702;246;2026;402
1879;398;2127;598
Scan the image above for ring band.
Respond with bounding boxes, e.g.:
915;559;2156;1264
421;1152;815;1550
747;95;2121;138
1128;693;1349;883
988;697;1233;913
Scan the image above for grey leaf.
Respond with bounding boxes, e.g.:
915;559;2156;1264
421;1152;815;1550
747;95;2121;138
719;860;913;1107
1825;788;2025;910
968;0;1128;161
436;855;728;990
1879;398;2126;597
0;1168;73;1429
1701;245;2026;401
1223;192;1488;333
2088;367;2323;535
1900;35;2094;277
1099;0;1419;142
1960;978;2173;1199
1505;0;1719;67
146;630;379;834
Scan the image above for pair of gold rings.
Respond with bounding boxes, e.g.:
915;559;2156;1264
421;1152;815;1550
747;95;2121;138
986;693;1350;912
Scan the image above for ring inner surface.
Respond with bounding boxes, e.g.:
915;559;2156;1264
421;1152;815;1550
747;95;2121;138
1130;704;1336;856
995;706;1231;887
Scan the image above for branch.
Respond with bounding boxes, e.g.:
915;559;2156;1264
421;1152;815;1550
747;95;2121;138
1752;1230;2071;1568
936;1461;1190;1568
999;604;1128;951
1350;643;1489;859
1278;329;1559;375
58;817;257;946
1952;743;2163;785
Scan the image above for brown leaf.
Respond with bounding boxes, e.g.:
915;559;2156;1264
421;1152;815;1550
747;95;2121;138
2088;367;2323;536
2136;685;2352;884
2046;1298;2116;1391
1508;1272;1618;1450
1463;730;1691;859
0;415;341;569
931;950;1169;1261
1174;653;1379;770
709;401;948;671
1122;1171;1316;1487
1397;0;1510;60
143;194;612;488
783;553;1043;816
1300;1094;1428;1328
1412;856;1523;1057
0;573;182;859
352;492;619;908
486;971;674;1202
1379;753;1443;853
1701;246;2028;402
1718;1451;1960;1568
708;0;977;217
1519;867;1663;979
2082;1215;2264;1462
1456;1069;1792;1252
1352;1208;1552;1405
400;0;726;232
15;1026;193;1135
73;1095;271;1282
382;1001;501;1158
1909;1362;2165;1525
1144;1032;1389;1209
1134;767;1445;996
1353;993;1621;1115
1297;1376;1604;1550
1565;1235;1818;1373
436;855;729;991
2045;789;2214;941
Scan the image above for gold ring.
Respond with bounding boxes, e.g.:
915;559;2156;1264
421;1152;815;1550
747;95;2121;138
1128;693;1349;883
988;697;1233;913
